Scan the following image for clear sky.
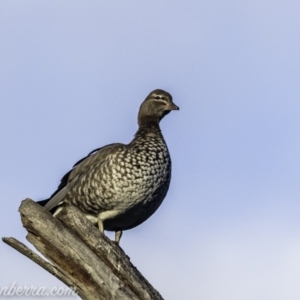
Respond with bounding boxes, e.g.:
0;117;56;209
1;1;300;299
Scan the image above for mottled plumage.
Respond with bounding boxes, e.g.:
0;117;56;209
38;89;179;243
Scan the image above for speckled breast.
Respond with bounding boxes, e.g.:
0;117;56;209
104;136;172;230
67;133;172;231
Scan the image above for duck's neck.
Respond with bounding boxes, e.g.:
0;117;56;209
138;114;161;127
134;121;162;140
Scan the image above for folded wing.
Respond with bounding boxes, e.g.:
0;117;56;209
42;143;124;211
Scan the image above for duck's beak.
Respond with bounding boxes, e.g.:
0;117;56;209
167;103;180;111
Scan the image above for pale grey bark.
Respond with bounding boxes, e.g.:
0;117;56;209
2;199;164;300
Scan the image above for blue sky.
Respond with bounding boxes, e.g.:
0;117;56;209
1;1;300;299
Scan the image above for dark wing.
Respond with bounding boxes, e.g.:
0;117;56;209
41;143;124;211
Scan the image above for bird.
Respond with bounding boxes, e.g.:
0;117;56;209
37;89;179;244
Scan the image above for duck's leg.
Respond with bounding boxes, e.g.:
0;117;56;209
95;210;121;241
115;231;123;244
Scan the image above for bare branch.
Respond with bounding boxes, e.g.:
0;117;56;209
2;237;79;295
2;199;164;300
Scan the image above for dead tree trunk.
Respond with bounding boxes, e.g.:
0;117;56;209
2;199;164;300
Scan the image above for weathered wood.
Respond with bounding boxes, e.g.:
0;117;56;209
58;205;163;300
2;237;80;296
3;199;164;300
